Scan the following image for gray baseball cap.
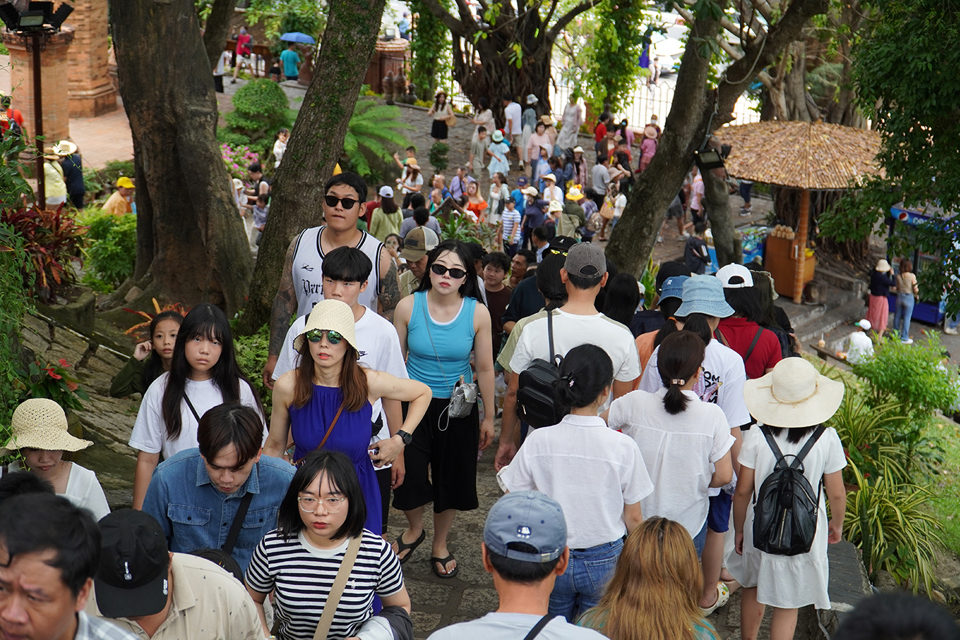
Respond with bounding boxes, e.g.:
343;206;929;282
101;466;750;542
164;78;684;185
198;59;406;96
483;491;567;563
563;242;606;278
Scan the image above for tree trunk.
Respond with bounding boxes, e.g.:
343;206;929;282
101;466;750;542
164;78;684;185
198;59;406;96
202;0;239;74
606;0;829;277
767;42;819;121
236;0;387;335
703;169;742;267
110;0;253;315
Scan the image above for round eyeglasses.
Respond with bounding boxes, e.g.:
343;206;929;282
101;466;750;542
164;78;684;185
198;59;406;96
297;495;346;513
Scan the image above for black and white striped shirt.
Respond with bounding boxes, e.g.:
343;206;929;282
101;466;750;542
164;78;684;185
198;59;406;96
246;529;404;640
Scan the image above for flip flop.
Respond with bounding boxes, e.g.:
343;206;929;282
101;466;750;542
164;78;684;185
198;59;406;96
431;554;459;579
394;530;425;565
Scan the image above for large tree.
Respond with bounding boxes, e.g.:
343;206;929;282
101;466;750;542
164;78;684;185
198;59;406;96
236;0;388;336
202;0;239;73
606;0;830;276
110;0;253;315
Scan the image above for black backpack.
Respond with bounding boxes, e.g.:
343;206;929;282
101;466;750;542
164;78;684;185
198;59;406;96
516;310;564;428
752;425;825;556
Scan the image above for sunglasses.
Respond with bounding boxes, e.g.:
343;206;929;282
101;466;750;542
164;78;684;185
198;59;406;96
547;248;568;257
431;264;467;279
304;329;344;345
323;195;359;209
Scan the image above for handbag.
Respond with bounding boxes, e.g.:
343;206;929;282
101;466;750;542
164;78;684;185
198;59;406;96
445;112;458;127
421;297;478;427
311;535;363;640
599;198;615;220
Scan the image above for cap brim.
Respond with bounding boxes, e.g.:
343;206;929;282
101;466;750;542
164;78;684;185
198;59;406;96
400;247;426;261
744;373;844;428
94;570;169;619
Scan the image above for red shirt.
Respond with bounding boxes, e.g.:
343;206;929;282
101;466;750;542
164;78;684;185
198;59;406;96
594;122;607;142
236;33;252;56
716;317;782;380
1;108;24;133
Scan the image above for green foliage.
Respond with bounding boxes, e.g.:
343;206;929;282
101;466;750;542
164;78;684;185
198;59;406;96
16;359;90;413
0;134;32;209
224;79;292;146
640;260;659;308
216;129;251;148
0;226;31;437
579;0;649;116
81;213;137;291
407;0;452;100
342;99;413;178
220;144;261;181
0;42;8;56
429;142;449;172
244;0;326;45
101;160;135;187
234;323;272;415
828;391;909;484
0;207;85;303
438;212;498;250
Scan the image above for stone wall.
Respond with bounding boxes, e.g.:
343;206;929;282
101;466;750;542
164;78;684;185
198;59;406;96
64;0;117;117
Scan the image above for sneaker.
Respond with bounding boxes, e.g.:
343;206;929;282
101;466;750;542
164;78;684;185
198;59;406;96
682;231;690;238
945;327;958;335
657;235;664;243
739;209;751;217
902;338;914;344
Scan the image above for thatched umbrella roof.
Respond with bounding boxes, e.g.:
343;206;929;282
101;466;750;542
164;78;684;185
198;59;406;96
718;121;881;190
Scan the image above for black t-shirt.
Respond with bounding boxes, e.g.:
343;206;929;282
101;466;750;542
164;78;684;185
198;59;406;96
684;236;709;274
501;277;544;326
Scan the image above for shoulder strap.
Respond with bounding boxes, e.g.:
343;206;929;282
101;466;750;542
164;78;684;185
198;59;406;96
294;403;345;466
183;394;202;423
791;425;826;470
715;328;730;348
743;327;764;363
312;535;364;640
523;615;554;640
222;490;254;555
546;309;556;362
759;425;787;468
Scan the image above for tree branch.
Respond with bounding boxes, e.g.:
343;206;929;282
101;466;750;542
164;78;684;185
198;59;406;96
418;0;468;35
201;0;238;72
675;3;773;88
548;0;606;40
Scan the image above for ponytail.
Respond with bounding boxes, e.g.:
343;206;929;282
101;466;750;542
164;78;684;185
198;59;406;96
553;344;614;410
681;313;713;346
654;317;680;349
657;331;705;415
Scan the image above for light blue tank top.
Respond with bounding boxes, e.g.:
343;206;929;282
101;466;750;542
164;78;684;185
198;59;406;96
406;291;477;398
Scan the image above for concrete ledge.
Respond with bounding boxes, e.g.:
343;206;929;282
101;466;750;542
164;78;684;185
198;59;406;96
797;541;872;638
817;268;867;297
36;290;97;335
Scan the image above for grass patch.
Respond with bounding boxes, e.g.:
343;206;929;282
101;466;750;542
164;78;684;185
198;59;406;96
930;417;960;555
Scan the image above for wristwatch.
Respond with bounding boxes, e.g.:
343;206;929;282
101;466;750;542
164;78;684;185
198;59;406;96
396;430;413;446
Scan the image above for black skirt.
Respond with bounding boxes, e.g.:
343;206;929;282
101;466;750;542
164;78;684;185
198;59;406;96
431;119;449;140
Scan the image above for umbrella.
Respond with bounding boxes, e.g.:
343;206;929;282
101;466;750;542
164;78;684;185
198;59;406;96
280;32;316;45
717;120;881;303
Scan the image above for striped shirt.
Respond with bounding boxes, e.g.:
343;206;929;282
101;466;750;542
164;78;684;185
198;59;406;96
246;529;404;640
502;208;522;243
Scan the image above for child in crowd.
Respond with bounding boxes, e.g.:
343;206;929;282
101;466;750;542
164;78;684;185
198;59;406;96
253;193;269;246
501;196;522;256
469;127;488;175
110;310;184;398
273;128;289;168
487;130;511;179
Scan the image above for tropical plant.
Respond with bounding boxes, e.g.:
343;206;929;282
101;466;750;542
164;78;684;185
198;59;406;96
0;225;31;435
640;259;659;308
234;323;272;413
124;298;192;342
407;0;452;100
15;358;89;413
0;134;32;209
223;79;292;149
827;391;910;484
429;142;450;172
341;99;413;178
82;213;138;291
439;211;499;251
0;206;85;303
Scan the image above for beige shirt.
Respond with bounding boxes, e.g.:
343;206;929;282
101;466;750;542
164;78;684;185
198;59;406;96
103;190;132;216
896;272;918;295
86;553;261;640
399;269;420;298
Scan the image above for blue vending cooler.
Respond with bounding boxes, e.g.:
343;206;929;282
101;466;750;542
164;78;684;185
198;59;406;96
706;225;769;274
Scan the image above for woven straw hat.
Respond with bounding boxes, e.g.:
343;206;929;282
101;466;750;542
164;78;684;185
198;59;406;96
744;358;844;428
0;398;93;455
293;299;359;354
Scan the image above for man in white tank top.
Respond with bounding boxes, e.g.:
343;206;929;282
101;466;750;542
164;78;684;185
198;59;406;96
262;172;401;388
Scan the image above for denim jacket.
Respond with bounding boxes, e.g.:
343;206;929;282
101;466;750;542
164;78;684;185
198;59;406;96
142;448;295;573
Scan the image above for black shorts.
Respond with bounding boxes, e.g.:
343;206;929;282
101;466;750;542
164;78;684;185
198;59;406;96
392;397;480;513
691;209;706;225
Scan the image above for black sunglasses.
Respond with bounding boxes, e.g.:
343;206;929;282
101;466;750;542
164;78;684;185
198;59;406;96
431;264;467;279
324;195;359;209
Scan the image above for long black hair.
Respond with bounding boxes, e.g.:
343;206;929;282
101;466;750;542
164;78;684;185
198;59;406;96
553;344;613;410
161;303;261;441
416;239;485;302
657;331;705;415
602;273;641;326
276;450;366;541
142;310;184;389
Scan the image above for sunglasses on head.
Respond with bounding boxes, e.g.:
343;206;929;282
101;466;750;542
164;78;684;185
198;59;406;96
323;195;359;209
547;248;568;256
431;264;467;279
304;329;344;345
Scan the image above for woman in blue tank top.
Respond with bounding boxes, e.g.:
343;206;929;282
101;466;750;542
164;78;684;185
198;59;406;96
391;239;496;579
264;299;432;536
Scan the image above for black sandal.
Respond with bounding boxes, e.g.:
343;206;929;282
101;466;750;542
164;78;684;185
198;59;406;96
394;530;425;565
431;554;459;579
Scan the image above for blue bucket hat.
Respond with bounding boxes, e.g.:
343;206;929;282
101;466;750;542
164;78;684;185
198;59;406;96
675;275;735;318
659;275;689;303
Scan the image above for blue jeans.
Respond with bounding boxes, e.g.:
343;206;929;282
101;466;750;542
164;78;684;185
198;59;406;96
893;292;915;341
549;538;623;622
693;520;709;558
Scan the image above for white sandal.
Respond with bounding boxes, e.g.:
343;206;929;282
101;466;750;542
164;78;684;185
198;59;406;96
699;581;730;617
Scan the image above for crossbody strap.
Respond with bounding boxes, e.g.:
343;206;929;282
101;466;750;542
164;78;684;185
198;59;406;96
183;394;202;423
222;491;254;555
523;615;554;640
743;327;764;363
312;536;363;640
294;403;345;466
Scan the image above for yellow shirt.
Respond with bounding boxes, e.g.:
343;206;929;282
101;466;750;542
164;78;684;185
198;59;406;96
399;269;420;298
103;190;133;215
44;161;67;198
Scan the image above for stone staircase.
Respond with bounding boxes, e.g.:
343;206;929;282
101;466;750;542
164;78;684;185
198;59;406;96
778;268;869;355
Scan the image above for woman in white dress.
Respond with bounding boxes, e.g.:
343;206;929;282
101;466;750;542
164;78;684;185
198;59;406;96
556;95;582;152
730;358;848;640
0;398;110;520
470;97;495;142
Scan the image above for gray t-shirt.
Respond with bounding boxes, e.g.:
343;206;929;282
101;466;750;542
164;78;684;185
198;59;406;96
400;216;442;238
591;164;609;193
427;613;605;640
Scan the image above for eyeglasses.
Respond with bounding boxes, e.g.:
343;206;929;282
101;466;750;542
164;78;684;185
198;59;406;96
304;329;344;345
323;195;359;209
431;264;467;279
298;495;346;513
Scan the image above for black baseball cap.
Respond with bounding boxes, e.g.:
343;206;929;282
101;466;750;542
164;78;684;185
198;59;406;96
547;236;576;255
95;510;170;619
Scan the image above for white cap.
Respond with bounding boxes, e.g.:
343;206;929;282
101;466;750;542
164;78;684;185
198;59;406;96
716;263;754;289
379;185;394;198
856;319;871;331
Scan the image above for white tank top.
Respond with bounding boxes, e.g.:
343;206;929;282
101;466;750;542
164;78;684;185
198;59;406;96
291;226;384;318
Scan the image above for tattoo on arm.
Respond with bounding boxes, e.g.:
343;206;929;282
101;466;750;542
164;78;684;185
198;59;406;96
378;260;401;323
269;240;298;356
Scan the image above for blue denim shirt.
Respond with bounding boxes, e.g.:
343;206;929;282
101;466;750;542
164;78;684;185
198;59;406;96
142;448;295;573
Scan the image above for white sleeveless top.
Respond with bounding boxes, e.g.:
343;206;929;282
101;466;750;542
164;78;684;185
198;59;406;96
291;225;384;318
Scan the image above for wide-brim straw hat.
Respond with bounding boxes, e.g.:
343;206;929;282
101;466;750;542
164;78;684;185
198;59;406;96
0;398;92;455
566;186;584;200
53;140;78;156
293;299;359;354
43;148;60;161
541;173;557;183
876;259;891;272
744;358;844;428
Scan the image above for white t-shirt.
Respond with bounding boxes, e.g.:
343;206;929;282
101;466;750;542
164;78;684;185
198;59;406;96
846;331;874;365
613;194;627;219
273;139;287;168
129;374;265;458
607;388;734;536
504;102;522;135
2;462;110;521
510;310;641;384
274;307;408;443
428;612;606;640
497;414;653;549
214;50;231;76
639;339;751;428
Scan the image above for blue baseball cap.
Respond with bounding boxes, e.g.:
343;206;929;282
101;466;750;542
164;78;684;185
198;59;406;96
484;491;566;563
675;274;735;319
659;275;689;302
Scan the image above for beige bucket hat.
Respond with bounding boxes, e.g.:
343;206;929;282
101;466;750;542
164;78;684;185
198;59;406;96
294;299;359;354
744;358;844;428
0;398;93;455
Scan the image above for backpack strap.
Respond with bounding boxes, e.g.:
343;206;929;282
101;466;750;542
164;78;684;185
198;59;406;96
759;425;787;469
790;425;826;470
546;309;556;363
715;328;730;348
523;615;554;640
743;327;764;363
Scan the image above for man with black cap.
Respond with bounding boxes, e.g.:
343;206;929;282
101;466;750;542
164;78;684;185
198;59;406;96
497;243;641;470
501;237;575;335
86;510;261;640
426;492;603;640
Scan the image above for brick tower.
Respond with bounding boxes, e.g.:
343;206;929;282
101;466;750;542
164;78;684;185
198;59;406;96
65;0;117;117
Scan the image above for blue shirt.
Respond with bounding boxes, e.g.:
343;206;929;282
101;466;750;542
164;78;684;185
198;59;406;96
405;291;477;398
280;49;300;77
511;188;526;216
142;449;295;572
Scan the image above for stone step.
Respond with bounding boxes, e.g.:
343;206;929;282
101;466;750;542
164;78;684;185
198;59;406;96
817;267;868;297
796;298;868;345
779;284;861;332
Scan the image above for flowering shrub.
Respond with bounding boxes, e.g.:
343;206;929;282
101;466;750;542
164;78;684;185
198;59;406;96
17;359;89;412
221;144;260;181
0;206;85;303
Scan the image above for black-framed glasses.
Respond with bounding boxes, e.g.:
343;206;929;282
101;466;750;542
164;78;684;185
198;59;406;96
431;264;467;279
324;195;359;209
305;329;344;345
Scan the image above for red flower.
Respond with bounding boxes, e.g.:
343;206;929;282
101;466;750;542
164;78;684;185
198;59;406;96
66;381;78;391
58;358;69;367
45;368;62;380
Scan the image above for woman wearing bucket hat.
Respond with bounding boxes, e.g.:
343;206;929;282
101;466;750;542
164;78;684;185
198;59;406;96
0;398;110;519
866;259;895;336
266;299;433;536
728;358;848;640
486;131;511;179
53;140;85;208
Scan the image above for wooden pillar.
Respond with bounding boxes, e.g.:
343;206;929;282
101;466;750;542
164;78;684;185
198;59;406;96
793;189;810;304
